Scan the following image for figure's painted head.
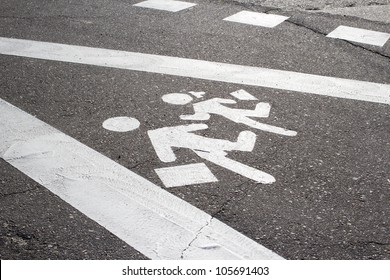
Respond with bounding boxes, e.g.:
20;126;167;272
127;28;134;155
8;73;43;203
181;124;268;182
162;93;193;105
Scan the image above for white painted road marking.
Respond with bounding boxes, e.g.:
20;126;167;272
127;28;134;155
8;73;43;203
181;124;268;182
194;149;276;184
178;95;296;136
0;98;283;260
148;124;256;163
102;116;140;132
155;163;218;188
189;91;206;99
0;37;388;104
230;89;258;100
224;11;289;28
327;25;390;47
162;93;193;105
147;124;276;184
133;0;196;12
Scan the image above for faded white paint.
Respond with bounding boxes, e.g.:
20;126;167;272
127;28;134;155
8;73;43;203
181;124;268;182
180;98;297;136
327;25;390;47
189;91;206;99
0;98;283;260
230;89;258;100
162;93;193;105
155;163;218;188
224;11;289;28
133;0;197;12
0;37;389;104
102;116;140;132
147;124;275;184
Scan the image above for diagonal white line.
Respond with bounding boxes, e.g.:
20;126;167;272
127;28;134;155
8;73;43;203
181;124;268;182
0;37;389;104
0;98;283;260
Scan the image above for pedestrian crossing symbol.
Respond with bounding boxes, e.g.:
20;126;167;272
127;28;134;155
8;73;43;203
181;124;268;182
103;89;297;188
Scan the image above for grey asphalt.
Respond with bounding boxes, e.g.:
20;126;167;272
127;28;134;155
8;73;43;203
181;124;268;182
228;0;390;11
227;0;390;23
0;0;389;259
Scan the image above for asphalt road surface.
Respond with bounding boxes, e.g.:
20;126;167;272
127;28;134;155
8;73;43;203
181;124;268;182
1;0;389;260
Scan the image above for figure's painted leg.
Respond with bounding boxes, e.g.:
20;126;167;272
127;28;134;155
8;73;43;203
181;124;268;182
240;118;297;136
194;150;275;184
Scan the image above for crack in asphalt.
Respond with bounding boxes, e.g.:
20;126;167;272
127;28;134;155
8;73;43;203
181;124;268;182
340;39;390;60
285;17;390;60
180;216;212;259
263;236;390;248
179;179;252;259
225;0;390;60
0;15;103;21
212;179;251;217
315;240;390;247
0;187;37;198
224;0;280;14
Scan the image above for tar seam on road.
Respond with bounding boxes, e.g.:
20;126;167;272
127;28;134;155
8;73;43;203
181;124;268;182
0;37;389;104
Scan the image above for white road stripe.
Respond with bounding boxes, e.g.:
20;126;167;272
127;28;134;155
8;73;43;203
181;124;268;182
0;98;283;260
0;37;389;105
133;0;197;12
224;11;289;28
327;25;390;47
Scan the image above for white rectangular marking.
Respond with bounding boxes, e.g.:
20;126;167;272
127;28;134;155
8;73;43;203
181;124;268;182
155;163;218;188
327;25;390;47
230;89;258;100
0;37;389;104
0;98;282;260
133;0;196;12
223;11;289;28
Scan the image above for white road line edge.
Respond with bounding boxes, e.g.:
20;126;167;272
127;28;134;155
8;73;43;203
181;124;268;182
0;37;389;104
0;98;283;260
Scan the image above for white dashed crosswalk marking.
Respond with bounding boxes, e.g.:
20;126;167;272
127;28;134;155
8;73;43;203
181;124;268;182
223;11;289;28
133;0;196;12
327;25;390;47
